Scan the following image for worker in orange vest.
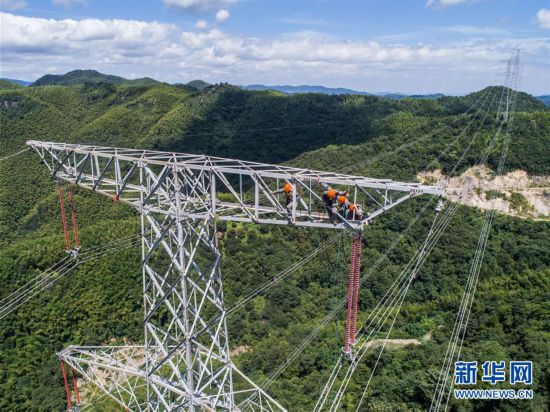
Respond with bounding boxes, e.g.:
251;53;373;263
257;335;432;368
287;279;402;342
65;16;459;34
274;182;296;213
337;193;349;216
346;203;364;220
322;187;349;224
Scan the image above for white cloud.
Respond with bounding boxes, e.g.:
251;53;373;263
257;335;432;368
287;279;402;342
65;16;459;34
216;9;229;23
52;0;86;7
0;0;27;10
0;12;548;94
195;19;208;29
536;8;550;29
164;0;235;11
0;12;176;52
427;0;472;8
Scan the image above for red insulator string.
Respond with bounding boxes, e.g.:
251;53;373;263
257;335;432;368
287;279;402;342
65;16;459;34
60;361;73;411
56;182;71;251
351;234;362;345
344;236;357;354
71;367;81;406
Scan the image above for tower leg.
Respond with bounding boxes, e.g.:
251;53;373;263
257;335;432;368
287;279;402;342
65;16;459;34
58;163;286;411
58;215;285;410
140;207;235;408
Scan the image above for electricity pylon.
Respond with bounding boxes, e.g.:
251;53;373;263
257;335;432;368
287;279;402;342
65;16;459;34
28;141;443;411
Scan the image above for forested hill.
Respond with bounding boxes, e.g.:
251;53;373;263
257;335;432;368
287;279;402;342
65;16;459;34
0;81;549;410
31;69;160;87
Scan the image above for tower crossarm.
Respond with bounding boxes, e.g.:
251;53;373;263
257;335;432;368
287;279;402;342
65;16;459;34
27;140;444;229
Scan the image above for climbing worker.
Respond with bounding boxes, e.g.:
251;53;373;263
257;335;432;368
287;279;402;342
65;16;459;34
337;193;349;216
273;182;296;214
322;187;337;223
346;203;364;221
322;187;349;224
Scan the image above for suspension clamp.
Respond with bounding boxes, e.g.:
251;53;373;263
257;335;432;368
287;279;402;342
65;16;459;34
342;347;356;361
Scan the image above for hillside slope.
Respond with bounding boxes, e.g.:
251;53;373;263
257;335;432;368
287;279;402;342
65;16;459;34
0;79;31;87
0;82;548;411
537;95;550;107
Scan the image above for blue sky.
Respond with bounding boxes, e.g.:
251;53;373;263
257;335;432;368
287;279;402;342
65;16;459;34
1;0;549;94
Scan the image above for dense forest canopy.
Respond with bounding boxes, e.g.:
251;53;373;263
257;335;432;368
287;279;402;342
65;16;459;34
0;81;548;411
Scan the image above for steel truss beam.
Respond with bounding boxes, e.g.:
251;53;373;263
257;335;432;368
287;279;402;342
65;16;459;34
26;141;443;230
28;141;443;411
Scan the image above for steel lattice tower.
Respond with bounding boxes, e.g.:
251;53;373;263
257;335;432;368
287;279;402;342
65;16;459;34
28;141;443;411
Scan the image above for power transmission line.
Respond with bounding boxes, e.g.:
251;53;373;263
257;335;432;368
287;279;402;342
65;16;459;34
314;83;505;410
0;147;30;162
430;50;521;412
251;85;502;409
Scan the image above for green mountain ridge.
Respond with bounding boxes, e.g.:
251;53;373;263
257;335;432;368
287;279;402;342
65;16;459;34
537;94;550;107
31;69;161;87
0;80;548;410
0;78;32;87
185;79;212;91
0;80;25;90
9;67;550;106
242;84;450;101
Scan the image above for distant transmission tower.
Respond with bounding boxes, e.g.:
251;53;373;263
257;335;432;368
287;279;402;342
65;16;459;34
28;142;443;410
